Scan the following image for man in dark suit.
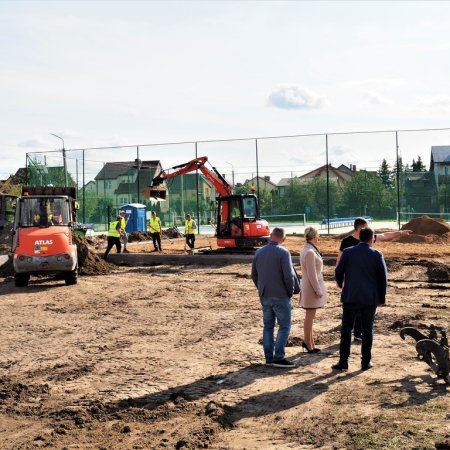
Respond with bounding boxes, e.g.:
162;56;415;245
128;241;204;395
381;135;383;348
251;227;300;368
333;227;388;371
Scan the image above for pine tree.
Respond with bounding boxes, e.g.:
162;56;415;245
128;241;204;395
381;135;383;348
412;155;426;172
377;159;393;189
392;156;404;178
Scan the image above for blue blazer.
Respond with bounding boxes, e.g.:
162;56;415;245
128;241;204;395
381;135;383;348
335;242;388;306
251;241;300;298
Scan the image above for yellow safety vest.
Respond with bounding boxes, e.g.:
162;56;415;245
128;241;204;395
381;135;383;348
108;221;121;238
120;217;126;231
149;217;161;233
185;219;195;235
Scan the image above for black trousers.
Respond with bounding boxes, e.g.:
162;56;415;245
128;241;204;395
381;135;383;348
104;236;121;259
338;303;377;367
151;232;162;251
354;311;362;338
186;234;195;249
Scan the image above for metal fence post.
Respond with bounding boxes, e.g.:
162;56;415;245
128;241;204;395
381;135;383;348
137;146;140;204
255;139;260;200
82;150;86;223
396;131;401;230
326;134;330;235
25;153;29;184
195;142;200;232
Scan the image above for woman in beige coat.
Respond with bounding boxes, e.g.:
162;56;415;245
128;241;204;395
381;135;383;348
299;227;327;353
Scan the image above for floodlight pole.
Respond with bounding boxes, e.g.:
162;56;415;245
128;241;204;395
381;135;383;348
226;162;235;190
50;133;67;186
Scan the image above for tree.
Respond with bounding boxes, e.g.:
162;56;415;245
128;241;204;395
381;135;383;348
412;156;426;172
341;171;395;218
377;159;394;190
269;176;342;221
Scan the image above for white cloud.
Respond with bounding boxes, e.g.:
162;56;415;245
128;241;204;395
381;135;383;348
267;85;326;110
361;90;393;105
417;94;450;112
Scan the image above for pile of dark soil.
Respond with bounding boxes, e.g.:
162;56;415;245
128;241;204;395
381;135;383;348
0;222;13;254
0;256;13;277
162;227;183;239
128;227;183;242
0;223;14;277
127;231;151;242
426;261;450;282
72;235;112;276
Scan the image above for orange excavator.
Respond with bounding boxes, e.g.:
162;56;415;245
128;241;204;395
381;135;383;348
143;156;270;248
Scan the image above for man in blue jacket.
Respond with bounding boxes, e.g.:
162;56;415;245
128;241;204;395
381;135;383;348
251;227;300;368
333;227;388;371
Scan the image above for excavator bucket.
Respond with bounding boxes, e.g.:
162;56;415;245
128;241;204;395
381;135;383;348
142;186;167;201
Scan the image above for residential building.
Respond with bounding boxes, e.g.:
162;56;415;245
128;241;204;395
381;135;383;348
244;176;278;193
430;146;450;187
276;164;354;198
94;159;163;207
166;173;216;210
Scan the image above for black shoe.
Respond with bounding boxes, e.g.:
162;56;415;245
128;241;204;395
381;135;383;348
331;363;348;372
272;358;295;368
265;361;274;367
302;342;321;353
361;361;373;371
354;335;362;343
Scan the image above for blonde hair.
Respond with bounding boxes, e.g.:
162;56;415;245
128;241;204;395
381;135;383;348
304;226;318;242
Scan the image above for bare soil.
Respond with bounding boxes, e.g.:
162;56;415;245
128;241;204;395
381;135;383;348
0;232;449;449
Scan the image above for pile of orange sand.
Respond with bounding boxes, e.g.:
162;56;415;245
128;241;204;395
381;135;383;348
399;215;450;243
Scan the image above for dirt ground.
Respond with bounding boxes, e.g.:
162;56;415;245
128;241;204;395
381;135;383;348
0;234;449;449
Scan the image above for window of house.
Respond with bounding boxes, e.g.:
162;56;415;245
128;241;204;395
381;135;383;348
104;180;112;189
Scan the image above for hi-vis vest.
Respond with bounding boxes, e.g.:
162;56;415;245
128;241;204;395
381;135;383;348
108;221;121;238
120;217;126;231
149;217;161;233
185;219;195;235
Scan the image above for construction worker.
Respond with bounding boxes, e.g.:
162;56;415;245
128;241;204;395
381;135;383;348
104;215;123;260
119;210;130;253
149;210;163;252
185;213;196;252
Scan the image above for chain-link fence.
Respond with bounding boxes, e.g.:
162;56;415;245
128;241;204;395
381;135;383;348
25;128;450;233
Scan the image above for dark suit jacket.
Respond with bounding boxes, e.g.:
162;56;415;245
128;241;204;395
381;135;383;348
335;242;388;306
251;241;300;298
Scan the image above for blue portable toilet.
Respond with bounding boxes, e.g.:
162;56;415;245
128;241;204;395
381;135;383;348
120;204;147;233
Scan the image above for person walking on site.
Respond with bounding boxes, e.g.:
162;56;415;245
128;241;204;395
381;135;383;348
149;210;163;252
104;215;123;260
300;227;327;354
251;227;300;368
119;210;130;253
336;217;410;342
333;227;388;371
184;214;196;253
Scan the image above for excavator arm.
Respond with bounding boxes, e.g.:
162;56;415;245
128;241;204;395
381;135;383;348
144;156;232;200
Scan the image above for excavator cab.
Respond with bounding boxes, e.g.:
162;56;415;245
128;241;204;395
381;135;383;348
217;194;270;248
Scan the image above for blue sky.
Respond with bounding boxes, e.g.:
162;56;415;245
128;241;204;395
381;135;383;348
2;1;450;183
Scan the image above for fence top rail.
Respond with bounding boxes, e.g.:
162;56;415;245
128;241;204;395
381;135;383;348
25;126;450;154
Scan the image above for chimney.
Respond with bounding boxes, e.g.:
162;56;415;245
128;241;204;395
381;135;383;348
352;164;356;172
264;176;270;182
